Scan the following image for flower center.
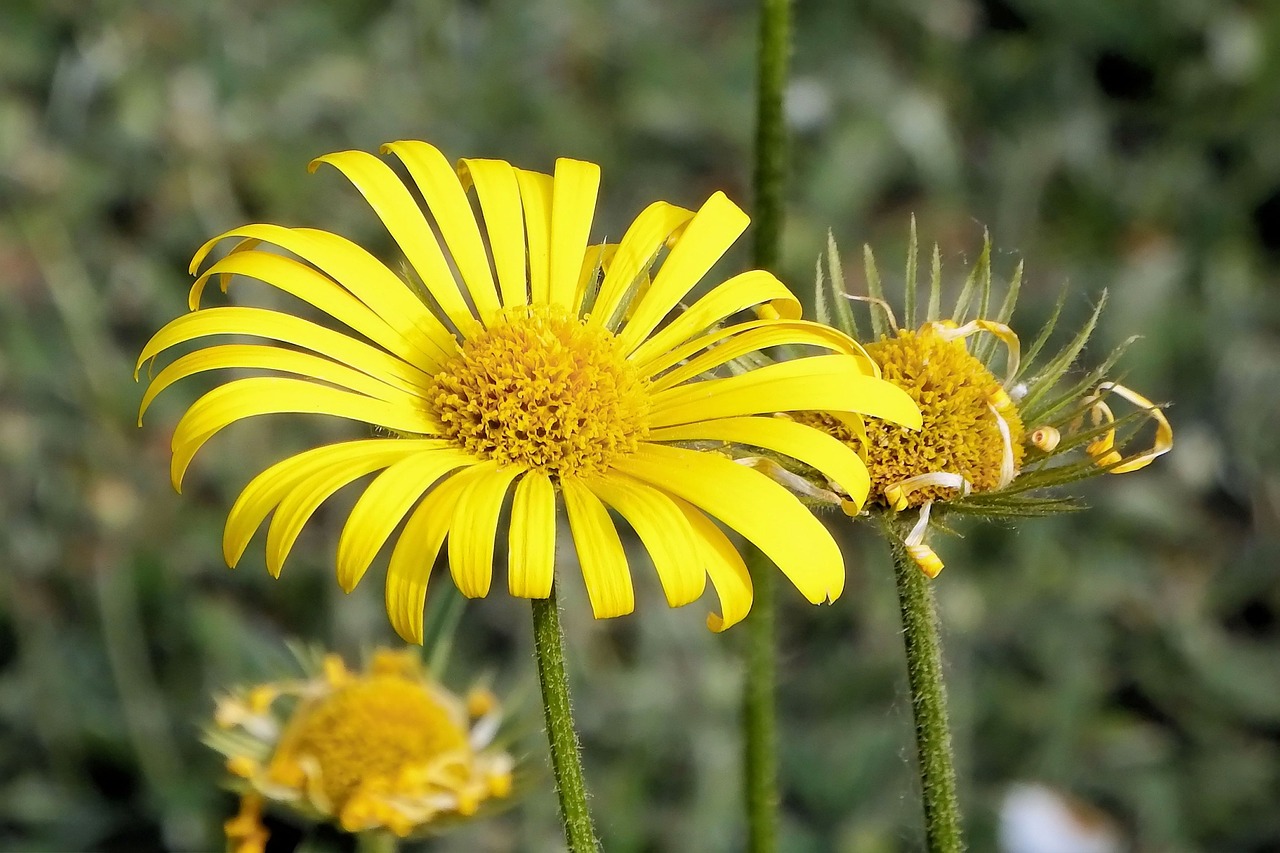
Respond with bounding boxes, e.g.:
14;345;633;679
266;674;469;812
856;327;1026;507
430;306;650;478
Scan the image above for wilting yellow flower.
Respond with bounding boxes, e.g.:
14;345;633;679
207;648;514;842
808;225;1172;577
137;141;919;638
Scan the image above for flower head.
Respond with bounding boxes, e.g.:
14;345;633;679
137;141;920;637
207;647;515;842
807;222;1172;576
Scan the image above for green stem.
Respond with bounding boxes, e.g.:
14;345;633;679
745;2;791;851
742;546;778;853
355;830;398;853
532;586;599;852
889;535;965;852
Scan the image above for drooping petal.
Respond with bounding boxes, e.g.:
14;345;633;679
589;201;695;328
335;449;475;592
514;169;553;305
136;307;437;399
375;142;502;323
508;471;557;599
669;496;753;631
648;415;872;509
612;444;845;605
649;354;923;430
385;467;487;644
626;270;799;367
190;224;456;362
170;378;441;491
188;250;439;372
223;440;444;567
616;192;749;355
457;158;528;308
641;319;878;392
140;345;410;421
264;447;415;578
561;477;634;619
585;474;705;608
447;462;525;599
547;158;601;311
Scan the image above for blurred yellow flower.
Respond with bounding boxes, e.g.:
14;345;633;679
208;648;514;843
138;141;919;637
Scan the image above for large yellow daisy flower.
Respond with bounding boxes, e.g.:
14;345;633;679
137;141;920;641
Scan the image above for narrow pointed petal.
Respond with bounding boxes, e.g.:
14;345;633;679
616;192;749;355
136;307;437;399
508;471;557;599
613;444;845;606
372;142;503;323
670;496;753;631
649;354;923;431
648;415;872;508
590;201;695;328
385;467;486;644
188;250;440;372
641;319;878;393
336;449;474;592
561;477;634;619
447;462;524;599
586;474;705;608
547;158;601;311
515;169;554;305
627;270;800;367
170;378;441;491
458;158;528;308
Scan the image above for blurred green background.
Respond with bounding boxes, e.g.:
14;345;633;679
2;0;1277;851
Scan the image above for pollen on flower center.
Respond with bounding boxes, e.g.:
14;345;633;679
266;674;470;813
430;306;650;477
856;327;1026;506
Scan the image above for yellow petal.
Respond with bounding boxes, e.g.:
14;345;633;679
648;415;871;509
264;447;412;578
457;158;528;308
223;440;441;567
669;496;753;631
589;201;695;329
136;307;437;399
561;477;634;619
640;318;879;390
585;474;705;608
548;158;601;311
385;467;486;643
650;317;880;389
613;444;845;605
616;192;749;355
188;249;441;372
190;224;456;360
140;344;409;421
627;270;799;367
447;462;524;599
508;471;557;599
170;378;440;491
515;169;554;305
1089;381;1174;474
336;449;474;592
649;354;922;430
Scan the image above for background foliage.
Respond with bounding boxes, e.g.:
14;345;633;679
2;1;1276;850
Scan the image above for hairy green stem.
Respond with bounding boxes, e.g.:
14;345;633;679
532;586;599;852
890;536;965;852
743;546;779;853
355;830;398;853
745;1;791;851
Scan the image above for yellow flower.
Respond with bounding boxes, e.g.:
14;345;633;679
137;141;919;638
810;225;1172;577
207;648;515;842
